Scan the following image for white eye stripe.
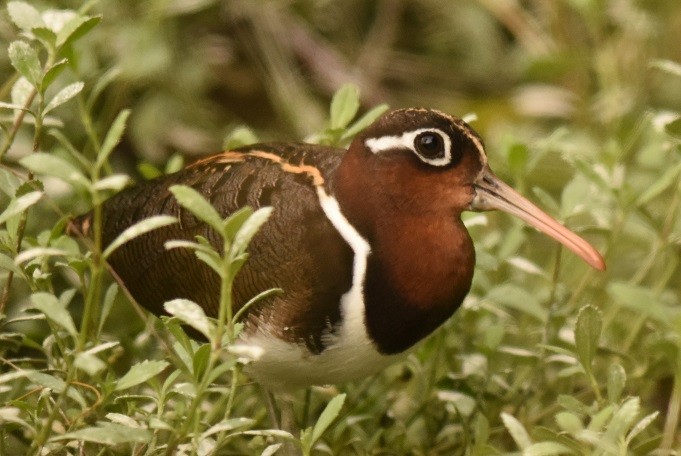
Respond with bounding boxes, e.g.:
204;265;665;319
364;128;452;167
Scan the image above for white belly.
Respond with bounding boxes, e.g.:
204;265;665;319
236;188;407;392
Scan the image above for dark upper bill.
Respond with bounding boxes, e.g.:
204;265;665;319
470;167;606;271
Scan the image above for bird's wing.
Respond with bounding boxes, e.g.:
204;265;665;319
74;143;354;352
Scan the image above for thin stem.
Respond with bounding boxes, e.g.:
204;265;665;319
661;360;681;450
30;365;77;452
0;94;44;313
0;88;38;163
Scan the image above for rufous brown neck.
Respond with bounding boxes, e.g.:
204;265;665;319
333;140;477;354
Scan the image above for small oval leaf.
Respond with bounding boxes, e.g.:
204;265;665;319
102;215;177;259
115;360;170;391
9;41;42;87
43;81;84;116
574;305;602;373
330;84;360;130
169;185;224;234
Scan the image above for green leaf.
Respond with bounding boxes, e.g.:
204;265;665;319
115;360;170;391
233;287;283;322
169;184;224;234
164;298;213;340
98;284;119;336
43;81;84;116
92;174;131;192
41;59;68;92
587;404;615;432
223;206;254;240
74;352;107;376
261;444;283;456
19;153;88;186
50;422;151;445
223;125;259;150
574;305;602;373
311;393;346;446
555;411;583;434
626;411;659;443
96;109;130;171
14;247;68;265
7;2;44;31
231;207;273;257
26;371;67;393
201;418;255;438
650;59;681;78
137;162;162;180
87;67;121;110
500;412;532;450
192;343;211;379
0;191;42;226
607;363;626;404
330;84;360;130
558;395;591;416
165;153;185;173
8;41;42;87
56;15;101;49
102;215;177;259
341;103;390;141
31;27;57;48
605;397;640;439
0;253;22;274
29;292;77;336
636;161;681;206
524;442;573;456
195;249;223;276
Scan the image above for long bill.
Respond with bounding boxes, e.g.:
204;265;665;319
470;167;606;271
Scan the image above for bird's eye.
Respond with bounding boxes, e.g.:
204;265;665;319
414;132;445;159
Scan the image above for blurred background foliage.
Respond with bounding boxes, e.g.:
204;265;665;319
2;0;681;454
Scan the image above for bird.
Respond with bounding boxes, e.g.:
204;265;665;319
72;108;605;394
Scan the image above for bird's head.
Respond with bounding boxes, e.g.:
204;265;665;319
339;108;605;270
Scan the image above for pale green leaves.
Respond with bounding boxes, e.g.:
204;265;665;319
330;84;360;130
97;110;131;171
43;82;84;116
50;422;151;445
20;153;89;187
502;397;657;455
19;109;131;198
115;360;170;391
574;304;602;375
8;41;42;87
223;125;259;150
167;185;273;277
165;298;213;340
102;215;177;260
7;1;102;52
300;393;346;456
169;185;224;234
7;1;43;31
0;190;42;226
29;292;77;336
314;83;389;146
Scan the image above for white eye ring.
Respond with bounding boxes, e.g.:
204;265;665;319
364;128;452;167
